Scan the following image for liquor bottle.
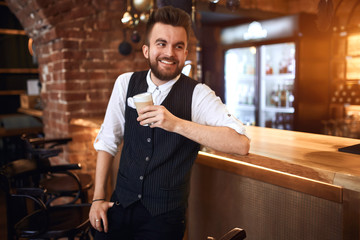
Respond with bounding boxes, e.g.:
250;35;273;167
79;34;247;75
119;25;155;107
280;86;288;107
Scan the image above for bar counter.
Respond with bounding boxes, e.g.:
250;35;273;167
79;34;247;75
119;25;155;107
188;126;360;240
71;118;360;239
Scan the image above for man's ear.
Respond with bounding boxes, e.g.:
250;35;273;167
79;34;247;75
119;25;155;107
142;45;149;59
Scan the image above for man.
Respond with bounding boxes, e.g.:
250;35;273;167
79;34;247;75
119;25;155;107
90;6;250;240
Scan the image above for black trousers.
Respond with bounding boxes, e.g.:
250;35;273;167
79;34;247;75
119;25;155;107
94;199;186;240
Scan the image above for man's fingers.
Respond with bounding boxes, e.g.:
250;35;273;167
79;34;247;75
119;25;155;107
94;218;103;232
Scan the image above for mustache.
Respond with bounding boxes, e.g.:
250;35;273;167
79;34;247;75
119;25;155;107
157;56;178;63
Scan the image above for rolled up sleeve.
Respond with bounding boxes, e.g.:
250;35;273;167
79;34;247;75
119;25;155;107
192;83;250;140
93;73;132;156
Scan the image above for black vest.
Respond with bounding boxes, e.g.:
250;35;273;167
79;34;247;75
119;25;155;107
114;71;200;216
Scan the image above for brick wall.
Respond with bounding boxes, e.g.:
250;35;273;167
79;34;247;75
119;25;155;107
6;0;149;138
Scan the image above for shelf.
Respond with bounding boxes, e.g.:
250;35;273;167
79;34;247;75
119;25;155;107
235;104;256;111
17;108;43;118
264;73;295;81
0;28;26;35
263;106;295;113
0;68;38;74
236;74;255;81
0;90;26;95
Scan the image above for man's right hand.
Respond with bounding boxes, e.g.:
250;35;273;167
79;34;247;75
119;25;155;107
89;201;114;233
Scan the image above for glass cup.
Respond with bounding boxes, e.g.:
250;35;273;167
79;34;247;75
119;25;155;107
133;92;153;126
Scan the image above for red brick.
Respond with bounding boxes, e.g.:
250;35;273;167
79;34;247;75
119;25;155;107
88;71;106;81
56;0;74;14
85;101;108;111
63;71;88;80
65;102;85;112
88;90;111;101
42;5;60;20
98;20;111;30
53;61;80;72
56;29;86;39
109;0;124;11
82;61;112;70
81;40;101;50
57;19;86;30
62;50;87;61
68;5;95;20
61;92;87;102
86;50;104;60
92;0;108;10
88;79;113;90
65;80;90;90
34;0;51;9
104;50;122;61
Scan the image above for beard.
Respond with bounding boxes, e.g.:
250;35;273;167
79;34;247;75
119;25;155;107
148;56;184;81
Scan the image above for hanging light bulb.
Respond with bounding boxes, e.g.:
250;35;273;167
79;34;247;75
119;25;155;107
209;0;220;3
133;0;153;12
121;11;133;26
140;12;150;22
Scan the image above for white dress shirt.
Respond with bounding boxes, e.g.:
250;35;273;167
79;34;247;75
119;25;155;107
94;70;248;156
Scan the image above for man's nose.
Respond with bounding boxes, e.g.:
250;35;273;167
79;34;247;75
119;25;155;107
164;46;175;56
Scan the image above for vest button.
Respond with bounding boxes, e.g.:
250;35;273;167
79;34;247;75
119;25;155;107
138;194;142;199
145;156;150;161
147;138;151;142
139;176;144;180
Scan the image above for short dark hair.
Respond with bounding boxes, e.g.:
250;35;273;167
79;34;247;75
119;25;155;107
144;6;192;45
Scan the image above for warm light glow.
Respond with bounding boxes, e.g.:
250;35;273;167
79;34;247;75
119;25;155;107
221;15;295;45
243;21;267;40
347;34;360;56
198;151;342;188
249;46;256;55
28;38;34;56
346;57;360;79
347;34;360;80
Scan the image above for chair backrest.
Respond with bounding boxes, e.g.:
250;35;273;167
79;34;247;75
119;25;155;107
21;133;72;162
1;164;90;240
1;157;83;205
0;168;46;239
219;228;246;240
207;228;246;240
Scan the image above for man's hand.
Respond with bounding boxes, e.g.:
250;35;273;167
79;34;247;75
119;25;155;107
137;105;181;132
89;201;114;233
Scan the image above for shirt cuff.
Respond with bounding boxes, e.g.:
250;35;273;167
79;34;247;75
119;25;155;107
94;139;118;156
227;115;251;141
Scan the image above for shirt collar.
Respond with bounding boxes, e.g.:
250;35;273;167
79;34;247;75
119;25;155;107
146;70;179;94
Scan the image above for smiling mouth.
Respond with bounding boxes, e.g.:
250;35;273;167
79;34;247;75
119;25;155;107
159;57;177;65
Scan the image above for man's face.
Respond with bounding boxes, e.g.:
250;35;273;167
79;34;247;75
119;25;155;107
142;22;188;83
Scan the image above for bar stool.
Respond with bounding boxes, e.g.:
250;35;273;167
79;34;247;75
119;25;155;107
21;133;93;204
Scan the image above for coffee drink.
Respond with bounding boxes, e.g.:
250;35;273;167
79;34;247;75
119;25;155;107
133;92;153;115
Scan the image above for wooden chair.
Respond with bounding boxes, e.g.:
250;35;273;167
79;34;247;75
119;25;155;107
1;163;91;240
207;228;246;240
21;134;93;204
2;158;84;206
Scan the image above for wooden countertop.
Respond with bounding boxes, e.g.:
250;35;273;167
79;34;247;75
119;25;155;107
198;126;360;200
70;117;360;196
